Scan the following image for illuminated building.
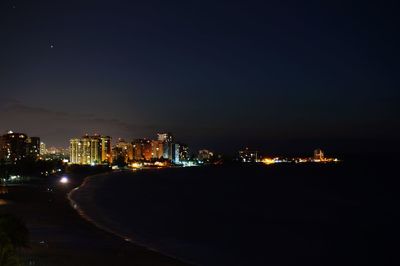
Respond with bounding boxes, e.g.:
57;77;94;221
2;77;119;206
69;134;112;165
261;157;276;165
239;148;258;163
132;139;143;160
157;133;174;143
40;142;47;155
158;142;183;162
151;140;164;159
69;138;81;164
157;133;174;160
100;136;112;164
26;137;41;159
172;143;180;164
0;131;28;162
87;135;100;164
113;138;134;163
132;139;152;161
198;149;214;162
161;143;170;160
142;140;152;161
314;149;324;161
179;144;189;161
130;133;187;163
0;132;41;162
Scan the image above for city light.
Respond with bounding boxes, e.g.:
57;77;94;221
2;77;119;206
130;162;143;168
262;158;276;165
60;177;69;184
154;161;167;167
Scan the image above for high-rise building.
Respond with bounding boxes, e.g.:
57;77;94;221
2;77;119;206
179;144;189;161
151;140;164;159
100;136;112;164
132;139;141;161
0;131;28;162
156;132;187;162
90;135;101;164
26;137;41;159
162;142;171;160
198;149;214;162
69;135;112;165
132;139;152;161
314;149;324;161
157;133;173;143
40;142;47;156
113;139;134;163
172;143;180;164
70;138;81;164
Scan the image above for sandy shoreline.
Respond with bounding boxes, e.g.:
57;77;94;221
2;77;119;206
67;171;143;243
0;173;189;266
67;170;195;264
67;171;163;248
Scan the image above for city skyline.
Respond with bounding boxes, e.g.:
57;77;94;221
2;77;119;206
0;128;339;167
1;1;399;154
1;2;399;265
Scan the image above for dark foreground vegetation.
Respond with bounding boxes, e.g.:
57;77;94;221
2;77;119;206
0;214;29;266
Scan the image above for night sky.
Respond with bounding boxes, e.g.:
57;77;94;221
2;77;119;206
0;1;399;154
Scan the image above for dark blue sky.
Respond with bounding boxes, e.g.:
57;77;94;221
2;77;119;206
0;0;399;154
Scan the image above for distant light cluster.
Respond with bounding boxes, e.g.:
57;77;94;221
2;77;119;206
0;129;340;171
257;149;340;165
0;132;40;162
69;132;190;168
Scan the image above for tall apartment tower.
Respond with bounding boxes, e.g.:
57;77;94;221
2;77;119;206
132;139;152;161
100;136;112;164
70;138;81;164
113;138;134;163
0;131;28;162
40;142;47;156
157;133;174;143
69;135;112;165
314;149;324;161
26;137;41;159
151;140;164;159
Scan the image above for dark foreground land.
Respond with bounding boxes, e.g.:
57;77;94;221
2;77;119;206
0;177;188;266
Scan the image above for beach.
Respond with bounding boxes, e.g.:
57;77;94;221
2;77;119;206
0;175;189;266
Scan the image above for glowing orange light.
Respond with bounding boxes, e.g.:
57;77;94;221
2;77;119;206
262;158;275;165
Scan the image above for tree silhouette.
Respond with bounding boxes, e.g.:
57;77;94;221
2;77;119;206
0;214;29;266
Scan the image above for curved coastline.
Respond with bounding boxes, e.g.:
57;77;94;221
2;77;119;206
67;170;194;266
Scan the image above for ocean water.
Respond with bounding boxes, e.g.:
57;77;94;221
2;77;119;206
71;158;400;265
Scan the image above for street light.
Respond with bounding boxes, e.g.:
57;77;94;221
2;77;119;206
60;177;69;184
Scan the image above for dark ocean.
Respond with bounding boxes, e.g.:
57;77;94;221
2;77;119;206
71;156;400;265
